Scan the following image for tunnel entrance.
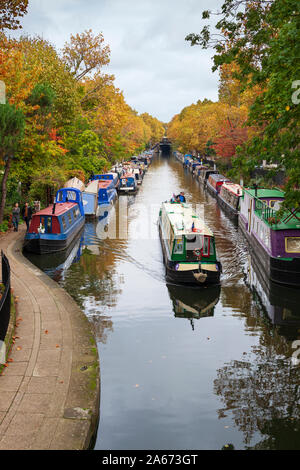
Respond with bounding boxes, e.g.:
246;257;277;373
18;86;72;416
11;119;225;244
159;137;172;157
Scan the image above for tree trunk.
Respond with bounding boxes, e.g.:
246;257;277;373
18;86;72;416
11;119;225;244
0;156;11;225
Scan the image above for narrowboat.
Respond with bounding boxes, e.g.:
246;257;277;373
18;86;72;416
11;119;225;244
158;202;222;287
91;172;119;190
198;168;219;186
64;177;85;192
24;188;85;254
206;174;229;198
218;182;243;219
83;179;117;217
195;165;209;181
239;187;300;287
119;173;138;194
133;168;143;185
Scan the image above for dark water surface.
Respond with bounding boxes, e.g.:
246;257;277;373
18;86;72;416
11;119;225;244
26;157;300;450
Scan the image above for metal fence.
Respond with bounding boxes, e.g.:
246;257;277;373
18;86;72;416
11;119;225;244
0;251;11;343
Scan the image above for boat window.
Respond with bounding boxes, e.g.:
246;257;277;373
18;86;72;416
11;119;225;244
269;200;282;210
173;237;184;255
286;237;300;253
46;217;52;233
73;208;77;219
68;211;72;225
186;234;204;261
203;237;210;257
62;216;67;231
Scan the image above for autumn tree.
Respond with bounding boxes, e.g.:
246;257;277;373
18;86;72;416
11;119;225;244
0;0;28;30
186;0;300;209
62;29;110;81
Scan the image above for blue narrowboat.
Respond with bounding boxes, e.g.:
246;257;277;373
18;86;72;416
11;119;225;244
91;172;119;190
24;188;85;254
119;173;138;194
83;179;117;217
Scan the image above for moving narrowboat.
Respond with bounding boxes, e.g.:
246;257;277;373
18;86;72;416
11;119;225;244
158;202;222;287
218;182;243;219
239;187;300;287
206;174;229;198
24;188;85;254
119;173;138;194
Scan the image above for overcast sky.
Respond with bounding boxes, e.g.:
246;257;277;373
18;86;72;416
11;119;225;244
14;0;224;122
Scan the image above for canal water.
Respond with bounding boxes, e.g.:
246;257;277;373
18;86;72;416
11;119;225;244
26;156;300;450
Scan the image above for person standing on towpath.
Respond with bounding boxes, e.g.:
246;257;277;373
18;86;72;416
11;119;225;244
12;203;20;232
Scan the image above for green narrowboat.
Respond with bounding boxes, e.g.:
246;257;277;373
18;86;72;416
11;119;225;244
158;202;222;286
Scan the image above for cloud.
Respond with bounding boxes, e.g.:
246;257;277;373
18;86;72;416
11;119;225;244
14;0;224;122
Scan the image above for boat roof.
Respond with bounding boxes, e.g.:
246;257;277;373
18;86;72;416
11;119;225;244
222;182;243;195
244;188;285;199
64;177;85;192
209;173;228;181
121;173;135;178
84;180;99;194
162;202;214;237
33;202;77;217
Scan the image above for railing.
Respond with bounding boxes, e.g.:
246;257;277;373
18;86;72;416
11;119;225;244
254;198;279;224
0;251;11;343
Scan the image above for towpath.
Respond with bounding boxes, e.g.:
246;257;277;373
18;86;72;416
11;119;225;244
0;226;99;450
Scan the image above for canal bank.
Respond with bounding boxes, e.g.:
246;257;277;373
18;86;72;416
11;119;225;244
0;226;100;450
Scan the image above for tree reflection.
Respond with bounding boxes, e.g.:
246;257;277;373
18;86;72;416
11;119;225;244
214;300;300;449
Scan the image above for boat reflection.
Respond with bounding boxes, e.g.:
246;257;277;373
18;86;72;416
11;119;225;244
246;254;300;338
167;284;221;329
24;228;84;281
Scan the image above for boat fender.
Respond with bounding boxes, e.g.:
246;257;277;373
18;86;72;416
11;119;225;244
193;272;207;283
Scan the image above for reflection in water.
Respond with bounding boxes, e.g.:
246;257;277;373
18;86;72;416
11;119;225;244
24;156;300;450
167;284;221;330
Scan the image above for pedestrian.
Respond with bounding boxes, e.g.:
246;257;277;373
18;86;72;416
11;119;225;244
22;202;33;231
12;203;20;232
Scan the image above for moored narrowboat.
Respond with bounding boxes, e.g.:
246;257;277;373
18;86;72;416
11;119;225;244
206;173;229;198
239;187;300;287
83;179;117;217
119;173;138;194
158;202;222;287
24;188;85;254
198;168;219;186
91;172;119;190
218;182;243;219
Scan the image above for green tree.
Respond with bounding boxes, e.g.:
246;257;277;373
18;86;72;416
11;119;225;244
0;103;25;223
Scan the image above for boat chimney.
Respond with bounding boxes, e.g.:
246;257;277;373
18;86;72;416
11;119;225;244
253;183;258;197
52;203;56;214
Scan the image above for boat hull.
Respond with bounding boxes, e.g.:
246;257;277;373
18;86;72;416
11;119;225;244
217;193;239;221
24;218;85;255
239;214;300;288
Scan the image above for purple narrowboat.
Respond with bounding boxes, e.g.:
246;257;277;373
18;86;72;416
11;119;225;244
239;188;300;287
